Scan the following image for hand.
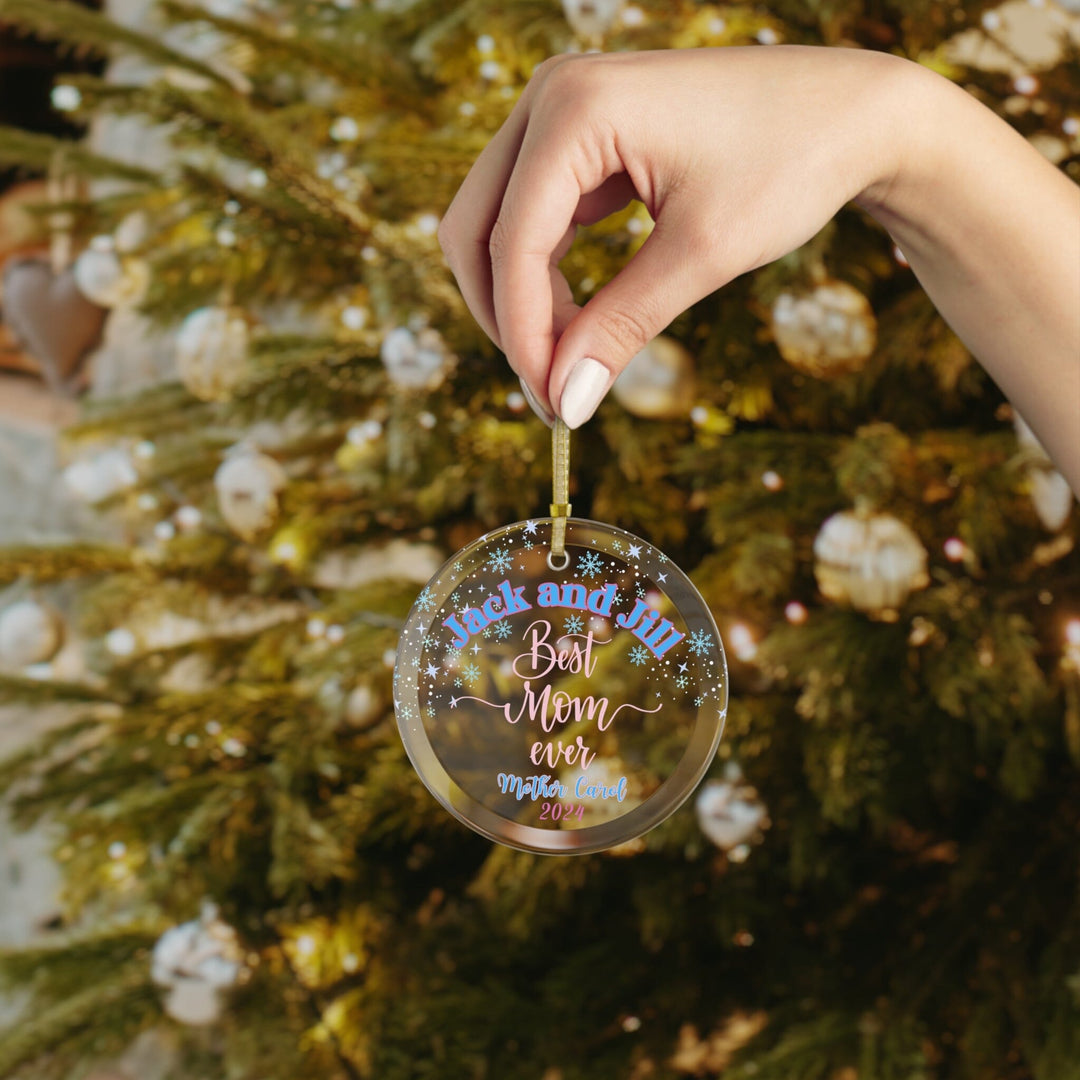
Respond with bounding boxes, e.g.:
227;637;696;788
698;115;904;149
437;45;909;428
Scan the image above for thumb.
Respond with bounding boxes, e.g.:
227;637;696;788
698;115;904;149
548;214;717;429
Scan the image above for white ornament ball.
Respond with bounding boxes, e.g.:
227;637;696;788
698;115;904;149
612;335;696;420
771;279;877;377
63;448;138;504
0;600;64;667
73;248;149;308
214;449;287;540
813;510;929;615
105;628;138;657
379;325;451;390
562;0;624;38
695;773;768;852
1013;412;1074;531
152;902;244;1027
345;683;382;728
176;307;251;402
1028;468;1073;532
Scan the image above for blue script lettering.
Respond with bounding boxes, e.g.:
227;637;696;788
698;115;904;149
497;773;567;801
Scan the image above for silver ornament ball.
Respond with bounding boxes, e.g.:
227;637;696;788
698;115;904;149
176;306;251;402
214;448;287;540
612;335;696;420
813;510;929;616
0;600;64;668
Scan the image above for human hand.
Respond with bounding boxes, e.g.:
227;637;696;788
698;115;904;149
437;45;911;428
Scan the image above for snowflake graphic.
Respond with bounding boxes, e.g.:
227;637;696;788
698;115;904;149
454;561;463;572
454;677;462;688
688;629;714;657
523;540;534;551
628;645;649;667
487;546;513;574
399;704;414;721
675;675;689;689
416;587;435;612
611;539;623;553
564;614;584;635
482;627;492;639
578;551;604;578
635;584;646;599
444;646;462;666
695;694;705;707
493;621;512;640
463;662;481;684
423;632;438;649
425;705;435;718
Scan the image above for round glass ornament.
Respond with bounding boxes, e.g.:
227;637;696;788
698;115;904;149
394;517;727;855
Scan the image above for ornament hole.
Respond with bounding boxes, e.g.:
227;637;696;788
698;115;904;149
546;549;570;572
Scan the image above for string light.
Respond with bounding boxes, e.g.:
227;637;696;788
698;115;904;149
341;305;368;331
761;470;783;491
1065;619;1080;668
729;622;757;662
943;537;967;561
175;505;202;531
784;601;808;625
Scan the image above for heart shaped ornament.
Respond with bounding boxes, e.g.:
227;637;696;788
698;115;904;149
2;256;108;394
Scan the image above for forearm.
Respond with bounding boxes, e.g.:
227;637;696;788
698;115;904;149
854;58;1080;494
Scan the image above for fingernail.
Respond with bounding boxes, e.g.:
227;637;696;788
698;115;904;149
559;357;609;430
519;378;554;427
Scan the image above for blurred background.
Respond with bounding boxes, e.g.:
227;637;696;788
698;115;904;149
0;1;1078;1078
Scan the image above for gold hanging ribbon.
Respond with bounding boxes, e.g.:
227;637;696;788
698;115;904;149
549;418;571;569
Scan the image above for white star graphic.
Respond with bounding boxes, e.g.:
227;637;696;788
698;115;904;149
657;572;668;583
449;696;458;708
523;520;537;535
678;662;688;673
424;663;440;678
628;543;642;559
470;642;482;655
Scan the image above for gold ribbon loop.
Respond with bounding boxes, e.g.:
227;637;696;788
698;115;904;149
549;419;571;569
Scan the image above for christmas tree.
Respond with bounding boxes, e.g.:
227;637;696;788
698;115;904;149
0;1;1078;1077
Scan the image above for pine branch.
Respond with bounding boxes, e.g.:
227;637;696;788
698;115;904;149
0;0;235;87
0;950;157;1075
0;126;158;184
159;0;426;103
126;82;371;232
0;544;134;586
0;674;114;705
